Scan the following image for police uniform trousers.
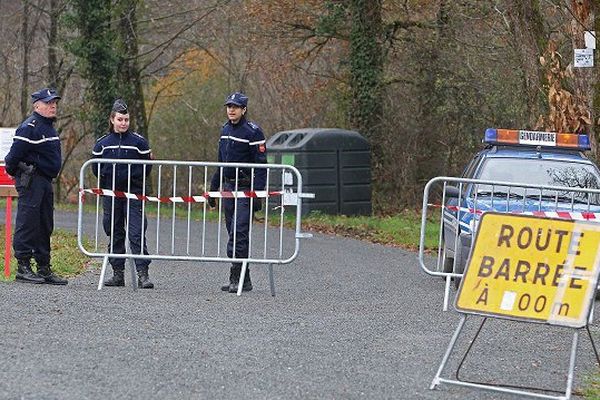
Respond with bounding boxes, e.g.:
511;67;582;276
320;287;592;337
102;196;150;273
13;174;54;265
223;181;252;280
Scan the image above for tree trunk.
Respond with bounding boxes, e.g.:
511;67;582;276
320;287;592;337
413;0;450;196
590;1;600;159
566;0;597;158
504;0;547;128
117;0;148;138
48;0;60;201
348;0;383;213
20;0;30;119
70;0;117;139
48;0;59;89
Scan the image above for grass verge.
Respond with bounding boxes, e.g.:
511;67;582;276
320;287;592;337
0;224;95;282
299;210;440;251
584;373;600;400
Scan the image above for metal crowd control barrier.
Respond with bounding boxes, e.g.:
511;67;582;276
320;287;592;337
77;159;314;296
419;176;600;310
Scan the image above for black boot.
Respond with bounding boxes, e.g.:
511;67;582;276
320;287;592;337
221;263;241;291
15;259;45;284
37;264;68;285
224;266;252;293
137;271;154;289
229;269;252;293
104;269;125;287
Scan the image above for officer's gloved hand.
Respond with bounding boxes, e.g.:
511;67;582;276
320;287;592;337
5;164;16;177
208;196;216;208
253;198;262;212
208;183;218;208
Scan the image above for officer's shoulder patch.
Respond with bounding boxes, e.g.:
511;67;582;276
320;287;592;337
132;131;145;139
247;121;260;130
25;118;37;128
96;134;108;142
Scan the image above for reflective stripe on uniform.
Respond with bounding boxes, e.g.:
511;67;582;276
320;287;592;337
92;145;152;155
14;136;60;145
220;136;249;143
219;136;266;146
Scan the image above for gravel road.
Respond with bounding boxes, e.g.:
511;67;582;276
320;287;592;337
0;210;597;399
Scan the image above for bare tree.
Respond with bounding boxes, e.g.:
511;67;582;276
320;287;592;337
501;0;548;127
20;0;32;119
116;0;147;136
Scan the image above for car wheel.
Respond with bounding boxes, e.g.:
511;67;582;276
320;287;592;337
453;241;465;290
440;236;454;283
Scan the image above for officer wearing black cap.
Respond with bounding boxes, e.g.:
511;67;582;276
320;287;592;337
5;88;67;285
91;99;155;288
209;91;267;293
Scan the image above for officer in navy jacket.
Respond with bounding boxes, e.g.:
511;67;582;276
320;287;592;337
209;92;267;293
4;88;67;285
91;99;154;288
91;102;152;193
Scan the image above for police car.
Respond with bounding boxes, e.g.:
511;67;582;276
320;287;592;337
442;128;600;287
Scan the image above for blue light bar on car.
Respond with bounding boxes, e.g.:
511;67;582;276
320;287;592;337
484;128;591;150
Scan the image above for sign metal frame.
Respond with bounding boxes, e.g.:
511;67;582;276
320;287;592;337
431;212;600;400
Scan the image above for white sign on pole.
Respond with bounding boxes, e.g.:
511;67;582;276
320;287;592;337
574;48;594;68
585;31;596;49
0;128;15;162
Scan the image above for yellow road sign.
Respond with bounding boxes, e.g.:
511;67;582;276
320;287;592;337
455;212;600;327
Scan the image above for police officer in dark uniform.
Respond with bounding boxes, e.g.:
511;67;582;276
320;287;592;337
5;88;67;285
209;92;267;293
91;99;154;288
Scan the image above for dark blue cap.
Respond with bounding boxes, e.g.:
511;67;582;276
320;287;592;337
112;99;128;114
224;92;248;107
31;88;61;103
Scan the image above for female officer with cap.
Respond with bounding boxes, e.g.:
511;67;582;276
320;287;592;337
5;88;67;285
91;99;154;288
209;91;267;293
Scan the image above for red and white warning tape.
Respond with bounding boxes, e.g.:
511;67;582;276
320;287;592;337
81;187;283;204
430;203;600;221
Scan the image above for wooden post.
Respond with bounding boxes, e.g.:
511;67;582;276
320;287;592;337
0;187;17;278
0;130;17;278
4;195;11;278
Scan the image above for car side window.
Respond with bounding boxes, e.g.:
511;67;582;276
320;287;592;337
461;154;481;178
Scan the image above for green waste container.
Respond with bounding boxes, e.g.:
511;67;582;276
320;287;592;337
266;128;371;216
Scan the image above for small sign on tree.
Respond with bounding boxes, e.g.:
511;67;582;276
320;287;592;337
574;48;594;68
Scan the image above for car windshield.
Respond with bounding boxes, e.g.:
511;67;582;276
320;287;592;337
474;158;600;205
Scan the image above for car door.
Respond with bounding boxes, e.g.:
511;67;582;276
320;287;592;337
443;153;482;255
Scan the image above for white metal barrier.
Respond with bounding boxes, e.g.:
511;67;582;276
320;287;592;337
77;159;313;296
418;176;600;310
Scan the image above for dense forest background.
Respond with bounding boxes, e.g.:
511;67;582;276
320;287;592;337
1;0;600;214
